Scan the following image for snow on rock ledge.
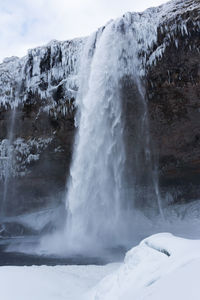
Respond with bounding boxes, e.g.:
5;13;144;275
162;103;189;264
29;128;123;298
0;38;85;112
0;137;52;179
0;39;86;215
0;0;199;110
0;0;199;217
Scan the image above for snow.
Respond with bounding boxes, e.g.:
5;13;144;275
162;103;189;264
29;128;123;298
0;0;200;296
89;233;200;300
0;0;199;111
1;233;200;300
0;137;53;179
0;38;85;111
23;38;85;106
141;259;200;300
0;263;119;300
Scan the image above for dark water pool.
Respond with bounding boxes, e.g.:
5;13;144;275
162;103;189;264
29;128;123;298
0;237;125;266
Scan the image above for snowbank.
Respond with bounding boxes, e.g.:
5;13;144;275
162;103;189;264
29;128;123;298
0;233;200;300
0;263;119;300
90;233;200;300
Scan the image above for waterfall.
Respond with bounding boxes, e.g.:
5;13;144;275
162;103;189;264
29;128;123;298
1;89;17;218
37;11;166;256
63;12;163;252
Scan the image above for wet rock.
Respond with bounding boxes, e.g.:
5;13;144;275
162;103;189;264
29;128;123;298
147;0;200;202
0;0;200;221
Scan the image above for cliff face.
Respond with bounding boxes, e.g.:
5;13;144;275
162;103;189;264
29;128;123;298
146;0;200;202
121;0;200;205
0;0;199;233
0;39;84;217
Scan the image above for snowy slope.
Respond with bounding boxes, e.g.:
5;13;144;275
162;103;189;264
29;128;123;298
89;233;200;300
0;233;200;300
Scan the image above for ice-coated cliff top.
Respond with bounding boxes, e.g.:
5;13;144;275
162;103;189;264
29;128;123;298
0;0;199;109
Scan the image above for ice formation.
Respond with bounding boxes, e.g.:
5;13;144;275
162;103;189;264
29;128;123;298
0;0;199;110
62;0;200;251
0;38;85;111
0;0;199;242
0;137;52;179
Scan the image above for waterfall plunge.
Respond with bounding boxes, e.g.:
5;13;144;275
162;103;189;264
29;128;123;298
64;13;163;253
39;12;164;256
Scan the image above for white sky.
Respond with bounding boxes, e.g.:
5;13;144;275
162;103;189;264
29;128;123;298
0;0;169;62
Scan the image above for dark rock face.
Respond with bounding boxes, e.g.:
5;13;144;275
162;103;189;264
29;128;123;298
0;103;75;215
0;39;83;218
119;0;200;205
0;0;199;235
146;0;200;202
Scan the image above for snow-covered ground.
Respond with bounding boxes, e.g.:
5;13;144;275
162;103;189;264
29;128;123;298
89;233;200;300
0;233;200;300
0;263;119;300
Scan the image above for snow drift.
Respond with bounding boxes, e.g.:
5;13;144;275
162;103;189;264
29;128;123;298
0;233;200;300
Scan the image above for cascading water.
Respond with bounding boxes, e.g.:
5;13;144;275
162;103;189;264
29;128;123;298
2;0;199;257
1;89;17;218
64;12;164;252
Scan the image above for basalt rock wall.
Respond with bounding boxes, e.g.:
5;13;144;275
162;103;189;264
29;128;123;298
0;39;84;216
0;0;200;223
147;0;200;203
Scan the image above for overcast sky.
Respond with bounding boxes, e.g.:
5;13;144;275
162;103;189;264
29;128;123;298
0;0;169;62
